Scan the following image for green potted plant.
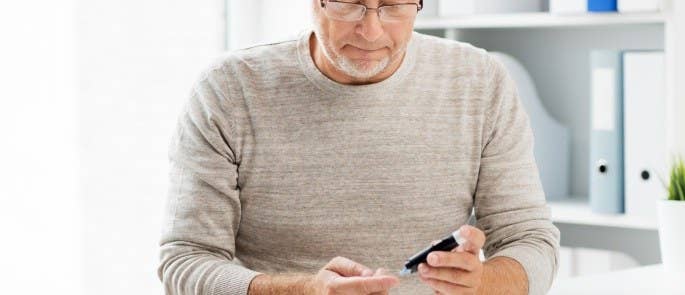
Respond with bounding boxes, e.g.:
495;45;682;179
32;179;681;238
657;157;685;272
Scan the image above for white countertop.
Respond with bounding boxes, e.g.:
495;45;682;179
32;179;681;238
549;264;685;295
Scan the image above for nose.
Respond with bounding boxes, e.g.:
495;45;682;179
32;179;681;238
355;9;384;42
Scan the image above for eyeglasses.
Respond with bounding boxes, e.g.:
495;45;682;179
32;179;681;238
320;0;423;23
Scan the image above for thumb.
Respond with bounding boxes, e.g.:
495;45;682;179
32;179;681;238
326;256;374;277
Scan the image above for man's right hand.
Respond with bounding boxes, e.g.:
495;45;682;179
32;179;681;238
307;256;400;295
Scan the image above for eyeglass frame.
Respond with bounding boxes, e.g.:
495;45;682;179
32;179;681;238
319;0;424;22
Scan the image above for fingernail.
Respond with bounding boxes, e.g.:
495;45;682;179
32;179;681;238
461;227;471;237
428;253;439;264
419;263;428;273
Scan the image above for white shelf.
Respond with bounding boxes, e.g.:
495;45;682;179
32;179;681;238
415;12;666;30
549;197;658;230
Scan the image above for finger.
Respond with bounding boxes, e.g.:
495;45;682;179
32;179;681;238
374;268;391;276
459;225;486;252
418;263;475;288
419;275;473;295
326;256;374;277
372;267;396;295
333;275;399;294
452;241;481;257
426;251;478;272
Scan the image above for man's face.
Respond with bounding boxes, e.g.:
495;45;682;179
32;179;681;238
312;0;418;81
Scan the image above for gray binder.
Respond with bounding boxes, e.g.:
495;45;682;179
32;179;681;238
589;50;624;214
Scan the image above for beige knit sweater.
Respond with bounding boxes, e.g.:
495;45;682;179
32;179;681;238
158;29;560;295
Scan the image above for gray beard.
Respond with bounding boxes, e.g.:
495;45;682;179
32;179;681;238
312;27;392;80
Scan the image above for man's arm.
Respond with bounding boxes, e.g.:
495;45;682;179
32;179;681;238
158;63;263;294
247;274;313;294
478;257;528;295
472;56;561;295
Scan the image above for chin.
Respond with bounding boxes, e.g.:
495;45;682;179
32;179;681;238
337;56;390;80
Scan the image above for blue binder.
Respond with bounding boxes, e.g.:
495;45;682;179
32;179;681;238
589;50;624;214
588;0;617;12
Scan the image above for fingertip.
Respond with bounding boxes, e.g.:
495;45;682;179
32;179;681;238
460;225;471;237
383;275;400;287
427;253;439;266
361;269;374;277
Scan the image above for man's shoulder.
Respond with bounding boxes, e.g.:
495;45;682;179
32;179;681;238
200;36;301;80
230;37;300;63
412;32;496;70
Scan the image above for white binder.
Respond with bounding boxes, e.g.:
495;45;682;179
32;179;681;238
549;0;586;14
618;0;661;12
438;0;474;16
438;0;542;16
623;51;667;219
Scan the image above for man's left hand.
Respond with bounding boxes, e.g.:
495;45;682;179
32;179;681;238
418;225;486;295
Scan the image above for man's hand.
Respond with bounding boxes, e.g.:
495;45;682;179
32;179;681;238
417;225;486;295
248;256;399;295
308;256;400;295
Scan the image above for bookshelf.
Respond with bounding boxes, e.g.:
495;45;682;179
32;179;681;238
549;197;657;230
415;1;685;265
415;12;666;30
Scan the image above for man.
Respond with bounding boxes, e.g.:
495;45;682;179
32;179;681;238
158;0;560;294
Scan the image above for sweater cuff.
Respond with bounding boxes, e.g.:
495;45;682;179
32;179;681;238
489;245;556;295
210;263;263;295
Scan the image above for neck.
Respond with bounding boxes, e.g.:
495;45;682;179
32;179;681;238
309;33;405;85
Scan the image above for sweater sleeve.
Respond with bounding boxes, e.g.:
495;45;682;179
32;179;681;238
474;56;561;295
157;63;262;295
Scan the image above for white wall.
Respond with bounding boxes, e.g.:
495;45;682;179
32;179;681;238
75;0;225;294
0;1;84;294
228;0;312;50
1;1;225;294
1;1;310;293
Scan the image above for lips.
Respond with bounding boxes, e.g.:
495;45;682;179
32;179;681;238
346;45;386;57
352;46;381;52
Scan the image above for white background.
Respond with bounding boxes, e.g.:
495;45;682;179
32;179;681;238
0;1;312;293
1;0;224;293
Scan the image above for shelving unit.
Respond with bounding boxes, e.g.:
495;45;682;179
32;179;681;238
549;197;657;230
415;1;685;266
416;12;666;30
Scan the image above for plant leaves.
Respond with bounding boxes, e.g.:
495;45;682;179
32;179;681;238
676;159;685;201
672;158;685;201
